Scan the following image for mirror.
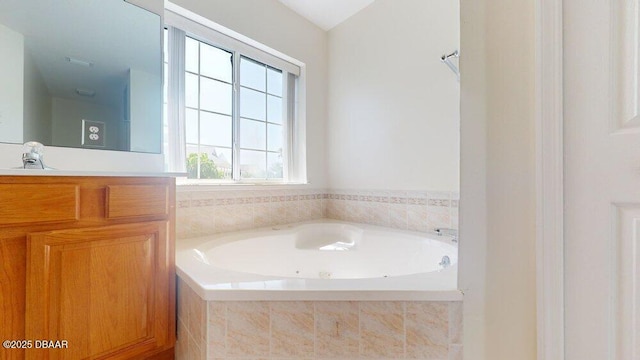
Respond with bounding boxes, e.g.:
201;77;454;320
0;0;162;153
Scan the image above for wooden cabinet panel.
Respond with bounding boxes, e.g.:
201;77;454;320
25;222;172;360
0;176;175;360
0;236;27;360
0;184;78;225
107;185;169;219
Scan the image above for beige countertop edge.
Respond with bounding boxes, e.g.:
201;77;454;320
0;169;187;177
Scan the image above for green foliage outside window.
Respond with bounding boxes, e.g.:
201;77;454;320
186;153;224;179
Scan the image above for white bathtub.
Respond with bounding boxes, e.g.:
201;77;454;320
176;220;462;301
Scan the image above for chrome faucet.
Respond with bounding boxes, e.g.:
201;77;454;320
434;228;458;243
22;141;47;169
439;255;452;268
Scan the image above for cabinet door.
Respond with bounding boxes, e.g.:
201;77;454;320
25;222;174;360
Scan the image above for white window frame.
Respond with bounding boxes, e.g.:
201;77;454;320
164;1;307;184
232;55;292;181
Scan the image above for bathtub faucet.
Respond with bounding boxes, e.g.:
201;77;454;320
434;228;458;243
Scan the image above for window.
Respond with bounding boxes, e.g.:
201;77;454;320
184;37;234;180
238;57;285;180
164;6;304;183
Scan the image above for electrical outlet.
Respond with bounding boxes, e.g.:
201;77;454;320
81;119;105;147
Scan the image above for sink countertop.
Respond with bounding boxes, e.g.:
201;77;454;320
0;169;186;177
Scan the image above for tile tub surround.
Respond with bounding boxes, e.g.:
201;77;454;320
176;188;459;239
324;190;459;233
176;279;464;360
176;188;325;239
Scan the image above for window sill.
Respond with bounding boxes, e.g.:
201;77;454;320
176;179;311;190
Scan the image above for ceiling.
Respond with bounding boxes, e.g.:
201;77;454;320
278;0;375;31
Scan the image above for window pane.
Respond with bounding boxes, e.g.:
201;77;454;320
200;145;232;179
267;123;282;152
185;37;199;73
173;34;295;182
185;73;199;108
267;68;282;96
200;112;232;147
240;57;265;91
267;95;282;124
240;150;266;179
240;87;266;120
213;147;233;177
186;145;199;179
185;108;198;144
186;144;199;156
200;77;232;115
200;43;232;83
240;118;266;150
267;152;283;179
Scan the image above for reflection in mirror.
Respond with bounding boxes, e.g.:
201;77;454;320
0;0;162;153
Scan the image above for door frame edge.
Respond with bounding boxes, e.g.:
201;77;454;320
535;0;565;358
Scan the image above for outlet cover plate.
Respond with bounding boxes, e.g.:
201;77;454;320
81;119;105;147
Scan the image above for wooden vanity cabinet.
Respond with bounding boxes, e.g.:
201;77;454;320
0;176;176;360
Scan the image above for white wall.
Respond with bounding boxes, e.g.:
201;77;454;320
458;0;487;357
459;0;538;359
23;49;52;144
326;0;459;191
0;23;24;144
51;97;122;151
484;0;537;356
170;0;328;187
